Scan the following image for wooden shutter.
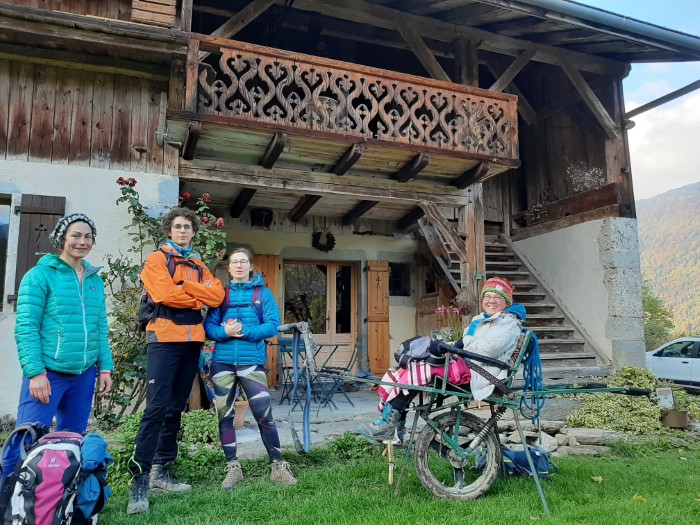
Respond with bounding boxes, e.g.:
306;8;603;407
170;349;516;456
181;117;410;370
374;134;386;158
9;194;65;306
367;260;390;374
256;254;280;387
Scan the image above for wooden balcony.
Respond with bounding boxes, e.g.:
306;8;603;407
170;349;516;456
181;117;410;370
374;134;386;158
168;35;519;182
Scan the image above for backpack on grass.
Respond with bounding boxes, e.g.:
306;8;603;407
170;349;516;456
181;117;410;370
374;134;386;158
1;429;113;525
476;444;557;480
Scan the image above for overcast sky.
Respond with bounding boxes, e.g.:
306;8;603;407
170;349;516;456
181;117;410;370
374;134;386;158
576;0;700;199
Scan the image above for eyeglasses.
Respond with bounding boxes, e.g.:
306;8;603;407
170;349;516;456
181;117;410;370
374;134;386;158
172;224;193;231
229;260;250;266
482;294;505;303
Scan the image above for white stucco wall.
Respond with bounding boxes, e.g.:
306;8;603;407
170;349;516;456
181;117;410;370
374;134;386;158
0;161;178;416
513;217;645;368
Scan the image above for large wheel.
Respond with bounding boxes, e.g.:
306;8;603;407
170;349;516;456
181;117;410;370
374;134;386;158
413;411;501;500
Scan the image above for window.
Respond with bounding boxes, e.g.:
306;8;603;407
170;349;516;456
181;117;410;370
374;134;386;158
0;196;10;310
425;269;437;295
388;262;410;297
657;341;694;358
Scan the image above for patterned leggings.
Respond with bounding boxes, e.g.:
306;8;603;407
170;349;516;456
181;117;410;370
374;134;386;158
209;363;282;462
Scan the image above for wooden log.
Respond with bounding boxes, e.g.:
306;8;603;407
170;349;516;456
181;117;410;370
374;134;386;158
393;153;430;182
397;206;425;230
331;143;364;175
395;14;451;82
289;195;322;222
488;47;535;93
451;161;490;189
182;120;200;160
230;188;257;219
259;131;287;169
455;36;479;87
342;200;379;225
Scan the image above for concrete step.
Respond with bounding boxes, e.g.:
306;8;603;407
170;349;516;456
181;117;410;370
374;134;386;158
486;260;522;271
525;314;565;325
527;326;576;338
540;366;615;381
538;339;587;352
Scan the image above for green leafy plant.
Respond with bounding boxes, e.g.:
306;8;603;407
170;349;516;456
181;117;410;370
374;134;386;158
93;179;226;428
325;432;375;461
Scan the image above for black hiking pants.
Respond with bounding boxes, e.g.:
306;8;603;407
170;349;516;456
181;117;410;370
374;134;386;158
130;341;200;474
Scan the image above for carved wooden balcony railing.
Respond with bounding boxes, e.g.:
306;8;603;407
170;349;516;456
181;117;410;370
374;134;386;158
185;35;519;164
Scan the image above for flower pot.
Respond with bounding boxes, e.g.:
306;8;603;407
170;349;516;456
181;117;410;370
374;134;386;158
234;400;249;429
661;409;689;429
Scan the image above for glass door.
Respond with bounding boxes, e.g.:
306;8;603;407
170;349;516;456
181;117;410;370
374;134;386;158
283;261;356;360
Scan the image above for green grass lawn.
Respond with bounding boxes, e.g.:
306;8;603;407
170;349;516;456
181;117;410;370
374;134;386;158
100;438;700;525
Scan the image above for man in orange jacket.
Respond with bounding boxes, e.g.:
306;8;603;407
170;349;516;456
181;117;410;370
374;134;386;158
127;207;224;515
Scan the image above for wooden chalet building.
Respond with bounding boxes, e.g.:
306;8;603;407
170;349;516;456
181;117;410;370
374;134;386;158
2;0;700;412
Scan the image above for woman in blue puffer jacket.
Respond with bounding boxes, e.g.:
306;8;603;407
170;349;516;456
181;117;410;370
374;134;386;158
1;214;114;487
204;247;297;489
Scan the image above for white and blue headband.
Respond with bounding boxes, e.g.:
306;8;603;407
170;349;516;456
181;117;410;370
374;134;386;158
49;213;97;249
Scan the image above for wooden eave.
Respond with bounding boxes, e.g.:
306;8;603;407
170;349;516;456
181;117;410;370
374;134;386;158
0;3;187;66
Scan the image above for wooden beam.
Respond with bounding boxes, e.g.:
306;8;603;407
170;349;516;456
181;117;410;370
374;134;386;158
181;121;201;161
181;0;193;32
419;200;469;265
230;188;257;218
625;79;700;119
199;0;276;60
513;183;621;227
331;143;365;175
392;153;430;183
451;161;491;189
395;14;451;82
560;61;619;139
181;160;469;206
342;200;379;225
488;47;535;93
455;36;479;87
259;132;287;169
397;207;425;230
484;59;537;125
288;194;322;222
290;0;627;76
511;205;620;241
538;77;608;120
417;218;451;265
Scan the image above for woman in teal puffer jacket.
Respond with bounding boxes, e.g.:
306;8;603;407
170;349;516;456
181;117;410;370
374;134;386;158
203;247;297;489
14;214;113;426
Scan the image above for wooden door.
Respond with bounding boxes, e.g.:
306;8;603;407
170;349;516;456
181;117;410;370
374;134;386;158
257;254;280;387
367;261;390;374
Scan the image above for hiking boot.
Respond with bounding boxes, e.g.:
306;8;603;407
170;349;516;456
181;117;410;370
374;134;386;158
221;460;243;489
358;404;402;443
127;474;149;515
270;460;297;485
149;463;192;493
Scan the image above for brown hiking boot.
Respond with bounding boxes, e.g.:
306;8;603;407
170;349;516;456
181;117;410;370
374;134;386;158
270;460;297;485
149;463;192;493
221;460;243;489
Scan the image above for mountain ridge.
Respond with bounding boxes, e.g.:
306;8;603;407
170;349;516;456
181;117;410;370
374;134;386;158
636;181;700;336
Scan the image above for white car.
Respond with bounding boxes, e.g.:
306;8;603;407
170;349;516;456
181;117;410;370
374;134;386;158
645;337;700;385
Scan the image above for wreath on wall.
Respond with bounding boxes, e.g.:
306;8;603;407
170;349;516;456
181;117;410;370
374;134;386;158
312;230;336;252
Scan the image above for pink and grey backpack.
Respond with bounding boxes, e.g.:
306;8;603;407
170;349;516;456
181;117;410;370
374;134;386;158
5;431;83;525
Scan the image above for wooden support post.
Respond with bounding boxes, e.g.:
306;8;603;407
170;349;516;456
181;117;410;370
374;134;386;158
455;184;485;315
342;200;379;225
455;36;479;87
230;188;256;218
486;58;537;125
259;132;287;169
288;195;321;222
185;37;199;113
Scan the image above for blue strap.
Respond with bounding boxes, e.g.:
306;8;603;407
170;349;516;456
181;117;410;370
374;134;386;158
519;333;545;423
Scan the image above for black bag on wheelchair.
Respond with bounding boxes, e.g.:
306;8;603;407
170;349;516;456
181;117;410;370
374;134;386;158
394;336;447;369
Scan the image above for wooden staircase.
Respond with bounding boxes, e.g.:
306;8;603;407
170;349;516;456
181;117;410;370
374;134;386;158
442;235;614;380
